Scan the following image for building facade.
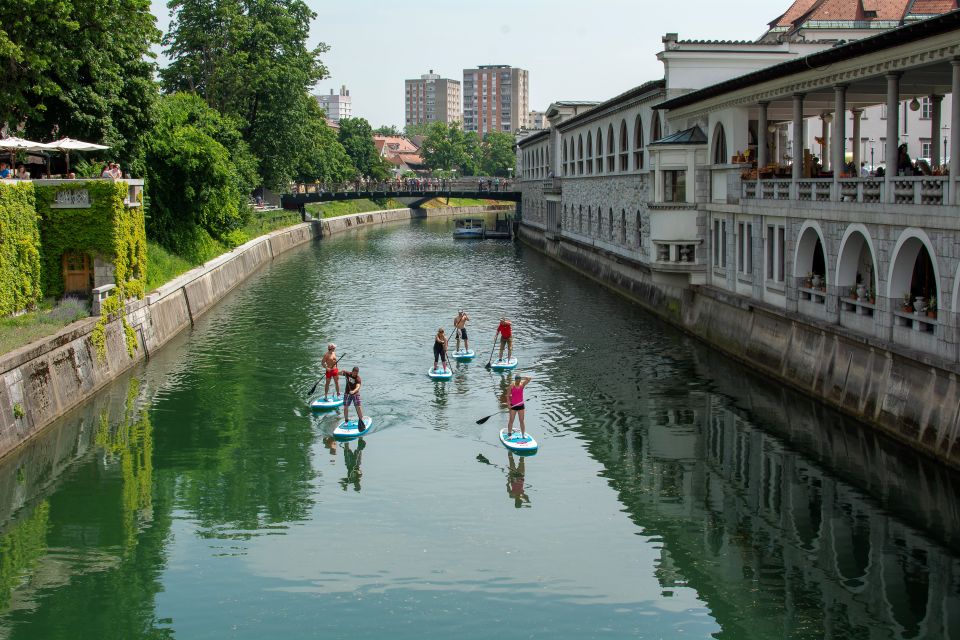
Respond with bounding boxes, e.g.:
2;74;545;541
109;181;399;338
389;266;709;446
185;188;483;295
317;86;352;122
516;10;960;468
462;65;529;135
404;71;462;127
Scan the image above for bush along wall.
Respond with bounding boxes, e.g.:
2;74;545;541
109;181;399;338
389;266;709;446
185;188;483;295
34;181;148;359
0;182;42;315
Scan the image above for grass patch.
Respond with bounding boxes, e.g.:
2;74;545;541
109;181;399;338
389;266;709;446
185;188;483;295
420;197;501;208
0;298;90;355
242;210;304;236
304;198;406;218
146;242;198;292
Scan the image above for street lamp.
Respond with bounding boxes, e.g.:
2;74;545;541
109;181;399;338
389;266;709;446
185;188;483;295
869;138;875;173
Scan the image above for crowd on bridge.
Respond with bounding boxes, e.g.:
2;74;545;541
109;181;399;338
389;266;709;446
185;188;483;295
290;176;514;195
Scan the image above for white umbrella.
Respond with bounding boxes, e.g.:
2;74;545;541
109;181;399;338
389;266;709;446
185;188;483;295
45;137;110;174
0;137;51;171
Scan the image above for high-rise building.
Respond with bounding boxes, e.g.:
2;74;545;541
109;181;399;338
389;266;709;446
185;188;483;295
317;85;352;122
405;71;461;128
527;110;548;130
462;65;529;135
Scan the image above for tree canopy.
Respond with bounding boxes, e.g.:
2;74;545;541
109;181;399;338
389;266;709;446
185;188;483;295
338;118;389;180
420;122;515;176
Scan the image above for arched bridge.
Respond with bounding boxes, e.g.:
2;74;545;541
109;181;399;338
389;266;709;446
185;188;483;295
281;180;520;211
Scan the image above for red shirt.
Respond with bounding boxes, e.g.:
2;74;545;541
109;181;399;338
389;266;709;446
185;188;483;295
497;321;512;338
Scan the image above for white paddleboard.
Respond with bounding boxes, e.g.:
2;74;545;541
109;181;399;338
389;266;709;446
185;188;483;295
452;349;476;360
500;428;538;453
310;394;344;410
333;417;373;439
428;366;453;380
490;357;518;371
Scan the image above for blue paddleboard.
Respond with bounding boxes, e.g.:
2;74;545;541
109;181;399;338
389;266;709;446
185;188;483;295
333;417;373;439
452;349;476;360
500;428;538;453
490;357;518;371
310;394;344;410
428;366;453;380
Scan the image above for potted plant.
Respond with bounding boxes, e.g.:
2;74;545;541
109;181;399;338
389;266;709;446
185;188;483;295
804;272;813;289
927;296;937;319
902;292;913;312
850;285;859;300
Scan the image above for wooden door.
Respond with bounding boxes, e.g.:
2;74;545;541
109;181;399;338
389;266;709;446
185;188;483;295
62;251;93;295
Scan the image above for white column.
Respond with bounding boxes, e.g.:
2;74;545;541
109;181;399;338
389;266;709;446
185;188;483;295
821;115;830;171
885;72;900;201
792;93;804;181
758;101;769;169
952;60;960;185
930;95;942;167
833;84;847;184
851;108;862;172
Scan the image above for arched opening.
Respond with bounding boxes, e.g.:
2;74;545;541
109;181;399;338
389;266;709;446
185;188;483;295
607;123;615;172
620;209;626;244
634;115;644;169
608;208;614;240
596;204;602;237
795;225;828;289
579;205;584;232
587;205;593;234
712;123;728;165
586;132;593;175
889;234;939;314
836;227;877;301
562;141;569;176
651;111;662;143
635;210;642;248
577;135;584;174
619;120;628;171
595;128;603;174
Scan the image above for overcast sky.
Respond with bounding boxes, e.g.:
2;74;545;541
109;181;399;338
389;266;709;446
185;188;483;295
150;0;784;128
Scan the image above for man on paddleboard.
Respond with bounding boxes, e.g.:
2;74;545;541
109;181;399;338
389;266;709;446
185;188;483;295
340;367;366;429
453;309;470;353
496;317;513;361
322;343;341;399
505;374;531;437
434;328;450;373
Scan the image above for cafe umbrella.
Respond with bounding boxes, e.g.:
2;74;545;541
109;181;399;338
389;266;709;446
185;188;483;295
44;138;110;174
0;136;50;169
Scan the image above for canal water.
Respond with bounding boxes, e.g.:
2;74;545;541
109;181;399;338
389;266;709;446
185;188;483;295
1;217;959;639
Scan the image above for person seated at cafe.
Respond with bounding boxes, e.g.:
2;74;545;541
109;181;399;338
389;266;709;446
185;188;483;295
14;165;28;180
101;163;113;178
859;162;870;178
896;144;913;176
915;159;933;176
0;162;11;179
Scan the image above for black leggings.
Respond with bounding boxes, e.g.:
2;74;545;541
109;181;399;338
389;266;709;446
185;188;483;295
433;342;447;362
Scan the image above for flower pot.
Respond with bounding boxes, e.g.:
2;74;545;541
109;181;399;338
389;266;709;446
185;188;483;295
811;274;823;289
856;285;867;300
913;297;927;315
927;310;937;319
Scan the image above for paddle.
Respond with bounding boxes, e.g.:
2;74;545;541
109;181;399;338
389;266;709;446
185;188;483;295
308;352;347;397
483;330;499;370
475;396;536;425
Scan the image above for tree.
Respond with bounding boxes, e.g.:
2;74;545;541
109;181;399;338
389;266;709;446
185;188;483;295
404;123;431;138
420;121;485;176
0;0;161;168
143;93;258;260
294;99;355;184
481;131;517;176
161;0;329;188
373;125;402;137
338;118;389;180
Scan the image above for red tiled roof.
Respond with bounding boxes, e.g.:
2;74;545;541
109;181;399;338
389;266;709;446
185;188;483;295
373;135;418;154
807;0;867;20
909;0;958;14
770;0;820;27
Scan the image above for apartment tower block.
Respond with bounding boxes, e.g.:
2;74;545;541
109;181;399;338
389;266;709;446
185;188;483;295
462;65;529;135
405;71;462;127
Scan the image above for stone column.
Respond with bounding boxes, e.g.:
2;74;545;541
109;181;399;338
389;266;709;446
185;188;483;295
930;94;942;167
757;101;769;169
833;85;847;190
885;72;901;202
821;115;831;171
792;93;805;183
851;108;862;175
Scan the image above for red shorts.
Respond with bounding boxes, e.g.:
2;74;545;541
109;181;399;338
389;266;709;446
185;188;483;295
325;367;339;379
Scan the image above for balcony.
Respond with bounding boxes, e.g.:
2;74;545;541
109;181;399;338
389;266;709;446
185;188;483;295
740;176;958;206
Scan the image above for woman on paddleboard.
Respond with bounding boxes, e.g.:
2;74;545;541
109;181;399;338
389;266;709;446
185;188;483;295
433;328;450;373
506;374;531;437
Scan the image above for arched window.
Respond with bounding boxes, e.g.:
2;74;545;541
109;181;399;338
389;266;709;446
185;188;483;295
608;208;614;240
577;135;584;174
587;205;593;234
607;124;615;172
635;210;642;248
597;205;602;237
634;115;644;170
651;111;662;143
619;120;628;171
621;209;626;244
563;140;569;176
596;128;603;174
586;132;593;174
579;205;584;232
712;123;728;165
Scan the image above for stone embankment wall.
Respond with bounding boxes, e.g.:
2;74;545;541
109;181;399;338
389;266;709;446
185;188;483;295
0;205;508;459
519;224;960;469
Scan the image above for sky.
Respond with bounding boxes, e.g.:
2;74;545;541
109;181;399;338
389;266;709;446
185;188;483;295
149;0;785;128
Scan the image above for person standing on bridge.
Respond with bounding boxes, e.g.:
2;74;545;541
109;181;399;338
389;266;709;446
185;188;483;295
454;309;470;354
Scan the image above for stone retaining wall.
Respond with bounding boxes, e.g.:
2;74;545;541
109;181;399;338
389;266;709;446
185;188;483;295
0;205;509;460
519;223;960;469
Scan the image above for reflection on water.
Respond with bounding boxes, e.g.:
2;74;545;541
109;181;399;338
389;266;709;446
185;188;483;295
0;218;957;639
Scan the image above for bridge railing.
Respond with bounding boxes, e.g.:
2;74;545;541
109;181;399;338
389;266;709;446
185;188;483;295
288;177;516;195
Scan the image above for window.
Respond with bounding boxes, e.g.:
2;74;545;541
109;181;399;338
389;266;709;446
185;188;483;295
596;129;603;174
713;124;728;165
738;222;744;273
880;104;887;120
920;139;931;159
597;205;602;236
777;227;785;282
663;170;686;203
738;222;753;275
608;208;614;240
563;141;569;176
620;209;626;244
620;120;629;171
635;211;642;248
579;205;584;232
651;111;662;142
607;124;615;172
766;225;775;280
634;115;644;169
578;135;584;174
921;97;932;120
586;132;593;175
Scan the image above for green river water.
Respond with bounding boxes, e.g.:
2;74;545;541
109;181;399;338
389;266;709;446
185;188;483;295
1;216;959;639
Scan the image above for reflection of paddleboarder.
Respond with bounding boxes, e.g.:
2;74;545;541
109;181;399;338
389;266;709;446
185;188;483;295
507;452;530;508
454;310;470;352
339;438;365;491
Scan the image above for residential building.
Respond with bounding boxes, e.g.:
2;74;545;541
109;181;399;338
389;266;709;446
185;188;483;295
405;71;462;127
462;65;529;135
317;86;352;122
528;111;549;130
374;135;426;176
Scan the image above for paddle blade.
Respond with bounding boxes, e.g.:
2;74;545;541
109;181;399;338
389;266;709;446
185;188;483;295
308;379;321;396
476;414;494;425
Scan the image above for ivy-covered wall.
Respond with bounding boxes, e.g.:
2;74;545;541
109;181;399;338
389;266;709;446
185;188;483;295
0;182;42;315
34;181;147;300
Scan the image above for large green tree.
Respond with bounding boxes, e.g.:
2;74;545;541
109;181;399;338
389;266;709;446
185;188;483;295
420;121;485;176
143;93;258;260
295;99;355;184
160;0;329;188
337;118;389;180
0;0;160;167
481;131;516;177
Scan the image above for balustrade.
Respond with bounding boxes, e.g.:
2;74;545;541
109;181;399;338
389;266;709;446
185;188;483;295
738;175;952;206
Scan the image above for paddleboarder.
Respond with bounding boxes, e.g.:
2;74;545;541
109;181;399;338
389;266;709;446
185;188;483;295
453;310;470;353
322;343;341;399
340;366;366;429
505;374;531;437
495;317;513;362
433;328;450;373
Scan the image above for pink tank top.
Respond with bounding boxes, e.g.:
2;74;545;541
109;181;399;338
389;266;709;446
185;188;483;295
510;385;524;407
